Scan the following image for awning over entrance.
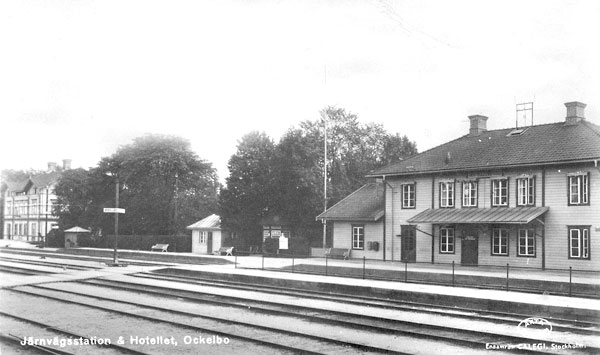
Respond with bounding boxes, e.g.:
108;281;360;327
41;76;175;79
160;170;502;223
407;206;549;225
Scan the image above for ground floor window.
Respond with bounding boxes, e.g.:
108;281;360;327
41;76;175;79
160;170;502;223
352;225;364;250
200;231;207;244
491;228;509;256
569;226;590;259
518;229;536;257
440;227;454;253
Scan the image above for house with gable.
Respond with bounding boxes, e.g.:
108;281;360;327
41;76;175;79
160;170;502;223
2;160;71;242
318;101;600;271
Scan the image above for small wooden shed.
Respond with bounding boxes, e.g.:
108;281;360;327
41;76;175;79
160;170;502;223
186;214;226;255
64;226;91;248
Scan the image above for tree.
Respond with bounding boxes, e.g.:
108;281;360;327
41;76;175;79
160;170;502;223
219;132;275;247
55;134;219;236
220;107;418;250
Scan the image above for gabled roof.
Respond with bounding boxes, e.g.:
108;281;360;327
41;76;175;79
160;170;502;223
369;120;600;177
30;171;61;188
186;214;222;230
4;171;62;193
407;206;549;225
317;183;384;222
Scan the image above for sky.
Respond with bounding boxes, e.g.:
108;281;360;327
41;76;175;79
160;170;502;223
1;0;599;182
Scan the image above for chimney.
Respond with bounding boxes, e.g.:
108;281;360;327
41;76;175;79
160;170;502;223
468;115;488;136
565;101;586;125
62;159;72;170
47;162;57;172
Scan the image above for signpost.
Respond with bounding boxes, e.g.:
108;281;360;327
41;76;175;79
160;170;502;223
103;176;124;266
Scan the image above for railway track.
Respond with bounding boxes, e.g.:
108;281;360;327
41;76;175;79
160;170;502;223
1;255;598;354
135;269;600;330
3;276;597;354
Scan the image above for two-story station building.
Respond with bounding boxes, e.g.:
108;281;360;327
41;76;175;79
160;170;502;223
318;102;599;271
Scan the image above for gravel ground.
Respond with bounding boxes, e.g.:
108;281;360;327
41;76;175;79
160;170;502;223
0;289;293;355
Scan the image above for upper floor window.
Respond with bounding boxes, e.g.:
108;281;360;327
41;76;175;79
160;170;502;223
569;226;590;259
518;229;536;257
352;225;364;250
440;227;455;253
462;181;477;207
401;183;416;209
492;228;508;256
492;179;509;207
516;177;535;206
5;202;12;215
568;173;589;206
440;182;454;208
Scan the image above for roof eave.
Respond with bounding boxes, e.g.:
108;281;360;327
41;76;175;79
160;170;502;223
367;157;600;178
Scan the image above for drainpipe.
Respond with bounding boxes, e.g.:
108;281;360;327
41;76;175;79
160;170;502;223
382;176;395;261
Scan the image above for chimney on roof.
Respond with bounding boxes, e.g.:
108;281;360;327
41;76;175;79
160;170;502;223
565;101;586;125
62;159;72;170
468;115;488;136
47;162;57;172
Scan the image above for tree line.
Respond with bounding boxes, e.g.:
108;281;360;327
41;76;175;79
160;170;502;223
2;107;417;251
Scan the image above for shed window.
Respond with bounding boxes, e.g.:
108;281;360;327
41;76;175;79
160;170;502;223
352;225;364;250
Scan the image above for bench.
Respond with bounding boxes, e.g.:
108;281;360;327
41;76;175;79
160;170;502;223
325;248;350;260
213;246;234;256
151;244;169;252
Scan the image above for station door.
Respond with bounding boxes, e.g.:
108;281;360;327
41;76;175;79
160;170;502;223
400;225;416;262
461;236;478;265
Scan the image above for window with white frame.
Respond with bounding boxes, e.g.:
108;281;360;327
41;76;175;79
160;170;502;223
518;229;535;257
568;173;589;205
492;179;509;206
5;202;11;216
402;183;416;209
440;227;454;253
199;231;207;244
569;226;590;259
30;199;38;214
492;228;508;256
516;177;535;206
462;181;477;207
31;223;37;236
440;182;454;208
352;225;364;250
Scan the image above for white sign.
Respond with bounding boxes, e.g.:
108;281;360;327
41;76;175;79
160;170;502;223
279;236;288;249
271;230;282;237
103;208;125;214
263;230;271;237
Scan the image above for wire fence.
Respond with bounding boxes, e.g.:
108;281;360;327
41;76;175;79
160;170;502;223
233;252;600;298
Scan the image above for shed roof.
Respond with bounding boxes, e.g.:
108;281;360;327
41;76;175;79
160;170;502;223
317;183;384;222
369;120;600;177
407;206;549;225
64;226;91;233
186;214;222;230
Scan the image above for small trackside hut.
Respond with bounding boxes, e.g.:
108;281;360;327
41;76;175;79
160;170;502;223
187;214;229;255
318;101;600;271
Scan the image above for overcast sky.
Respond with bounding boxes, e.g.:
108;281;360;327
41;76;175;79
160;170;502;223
1;0;598;181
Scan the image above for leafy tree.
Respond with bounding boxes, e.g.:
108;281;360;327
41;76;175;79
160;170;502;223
219;132;275;247
55;134;219;236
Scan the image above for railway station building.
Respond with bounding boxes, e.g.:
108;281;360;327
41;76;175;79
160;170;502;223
318;101;600;271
